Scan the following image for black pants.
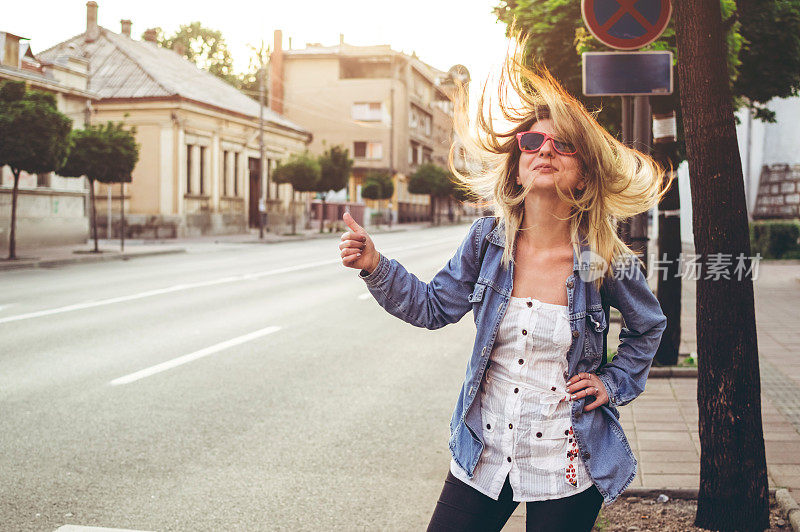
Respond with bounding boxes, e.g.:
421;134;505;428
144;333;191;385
427;471;603;532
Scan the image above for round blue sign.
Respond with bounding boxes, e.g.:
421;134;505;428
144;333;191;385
582;0;672;50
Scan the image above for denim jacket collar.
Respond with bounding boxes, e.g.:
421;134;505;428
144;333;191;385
486;219;591;274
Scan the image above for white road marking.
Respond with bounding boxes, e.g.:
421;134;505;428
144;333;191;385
358;292;372;300
0;235;458;325
109;325;281;386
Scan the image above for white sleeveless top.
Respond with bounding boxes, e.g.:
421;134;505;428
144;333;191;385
450;296;593;501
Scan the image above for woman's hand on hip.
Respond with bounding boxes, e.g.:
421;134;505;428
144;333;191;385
340;212;380;273
566;372;609;412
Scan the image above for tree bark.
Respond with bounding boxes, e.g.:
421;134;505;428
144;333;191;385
89;178;99;252
120;182;125;253
673;2;770;529
320;195;326;233
8;169;21;260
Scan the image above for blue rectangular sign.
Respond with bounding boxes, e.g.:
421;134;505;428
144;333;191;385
582;51;673;96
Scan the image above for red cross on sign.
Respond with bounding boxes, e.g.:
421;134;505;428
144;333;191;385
582;0;672;50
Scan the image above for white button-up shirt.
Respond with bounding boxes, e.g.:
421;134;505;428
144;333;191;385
451;296;593;501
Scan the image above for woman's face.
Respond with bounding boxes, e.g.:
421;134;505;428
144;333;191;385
517;119;584;196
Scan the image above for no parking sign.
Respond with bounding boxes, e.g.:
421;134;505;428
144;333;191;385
581;0;672;50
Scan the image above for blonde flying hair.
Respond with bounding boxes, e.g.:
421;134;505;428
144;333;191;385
449;34;668;286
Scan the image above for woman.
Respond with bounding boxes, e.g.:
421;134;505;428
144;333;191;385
338;39;668;531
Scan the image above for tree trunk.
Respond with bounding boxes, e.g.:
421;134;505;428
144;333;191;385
291;190;297;235
120;182;125;253
320;195;326;233
673;2;770;530
8;169;21;260
89;178;99;252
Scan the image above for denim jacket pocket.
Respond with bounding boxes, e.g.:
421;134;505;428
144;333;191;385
585;309;607;355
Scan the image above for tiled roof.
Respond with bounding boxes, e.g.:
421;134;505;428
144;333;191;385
39;28;309;136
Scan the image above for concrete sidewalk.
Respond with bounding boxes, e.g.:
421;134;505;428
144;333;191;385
505;261;800;530
0;221;434;271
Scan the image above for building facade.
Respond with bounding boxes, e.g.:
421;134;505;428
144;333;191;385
37;3;312;239
0;31;96;248
271;32;461;224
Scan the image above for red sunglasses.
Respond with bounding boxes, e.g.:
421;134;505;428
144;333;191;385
516;131;577;156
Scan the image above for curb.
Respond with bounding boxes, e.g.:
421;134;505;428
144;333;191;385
648;367;697;378
777;488;800;532
0;248;186;271
624;487;779;499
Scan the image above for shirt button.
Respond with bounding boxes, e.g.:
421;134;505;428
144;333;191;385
508;423;513;429
551;386;557;391
518;358;524;365
527;301;532;308
583;452;591;460
507;457;512;463
522;329;527;335
567;280;574;289
514;388;519;394
565;429;570;436
572;330;580;338
536;432;542;438
486;424;491;430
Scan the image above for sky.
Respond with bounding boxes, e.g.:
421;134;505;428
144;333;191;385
7;0;514;115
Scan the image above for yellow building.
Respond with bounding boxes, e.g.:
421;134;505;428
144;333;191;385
38;3;312;238
271;31;462;224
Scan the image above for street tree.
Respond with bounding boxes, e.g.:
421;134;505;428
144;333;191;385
60;122;140;253
734;0;800;122
493;0;800;135
673;2;770;529
408;163;455;225
0;81;72;260
316;146;354;232
237;41;270;98
151;22;236;85
272;152;321;235
360;171;394;226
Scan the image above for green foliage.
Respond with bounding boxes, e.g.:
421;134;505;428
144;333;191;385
0;80;73;258
60;122;140;184
272;152;321;192
0;80;26;102
734;0;800;122
750;219;800;259
408;163;454;197
318;145;354;193
493;0;788;140
151;22;236;85
0;81;73;177
361;171;394;200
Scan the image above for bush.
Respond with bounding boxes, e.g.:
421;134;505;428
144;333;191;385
750;219;800;259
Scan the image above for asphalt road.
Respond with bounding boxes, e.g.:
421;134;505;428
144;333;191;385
0;222;480;531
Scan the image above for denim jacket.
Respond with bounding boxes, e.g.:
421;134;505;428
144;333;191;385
359;217;666;504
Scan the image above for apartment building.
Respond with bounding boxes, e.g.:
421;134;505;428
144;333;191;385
271;31;462;223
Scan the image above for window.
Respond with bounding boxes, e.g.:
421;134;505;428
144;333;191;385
186;145;192;194
340;57;392;79
36;172;52;188
352;102;382;121
234;152;239;196
223;151;229;196
354;141;382;160
199;146;206;195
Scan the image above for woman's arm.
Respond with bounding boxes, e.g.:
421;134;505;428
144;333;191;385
340;213;486;330
595;258;668;407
